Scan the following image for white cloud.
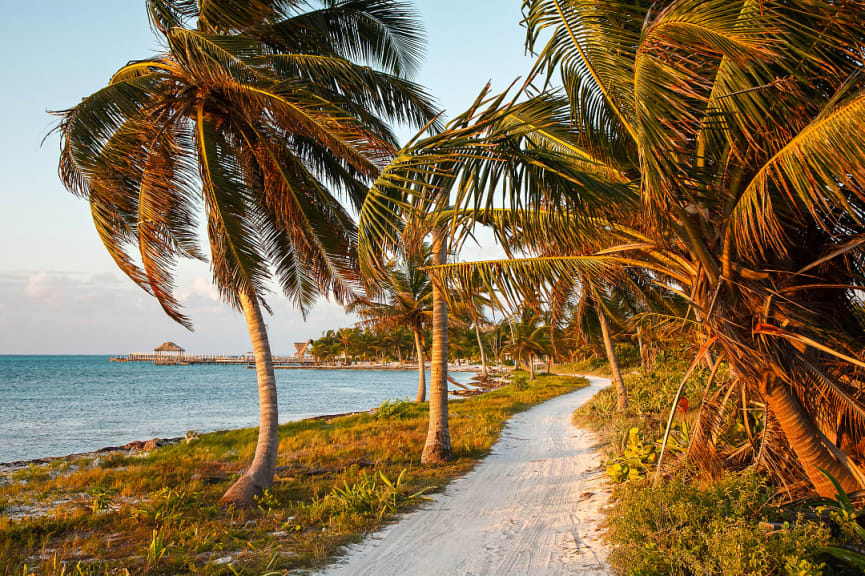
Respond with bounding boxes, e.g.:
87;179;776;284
0;271;355;355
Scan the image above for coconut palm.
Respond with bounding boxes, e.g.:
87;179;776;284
358;1;865;496
352;246;432;401
504;309;551;380
54;0;437;506
335;327;361;364
357;88;629;465
311;336;337;364
449;292;493;377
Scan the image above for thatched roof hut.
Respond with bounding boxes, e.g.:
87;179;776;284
293;340;313;357
154;341;184;353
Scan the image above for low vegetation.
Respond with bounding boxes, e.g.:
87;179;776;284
573;354;865;575
608;471;865;576
0;374;586;575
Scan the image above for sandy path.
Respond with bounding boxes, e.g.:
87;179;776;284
315;376;611;576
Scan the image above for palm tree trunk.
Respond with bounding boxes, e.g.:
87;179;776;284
469;306;488;379
530;354;535;381
765;382;860;497
413;327;426;403
422;232;452;464
637;326;649;372
597;303;628;411
220;291;279;507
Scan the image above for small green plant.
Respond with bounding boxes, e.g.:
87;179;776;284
255;489;281;514
86;486;114;514
606;427;657;483
511;373;530;390
310;469;431;521
809;469;865;572
146;528;168;567
132;487;191;524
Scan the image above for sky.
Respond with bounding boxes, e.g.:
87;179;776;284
0;1;534;355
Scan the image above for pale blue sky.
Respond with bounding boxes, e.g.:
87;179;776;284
0;1;534;354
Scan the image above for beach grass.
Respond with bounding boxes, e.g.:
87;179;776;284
0;373;586;575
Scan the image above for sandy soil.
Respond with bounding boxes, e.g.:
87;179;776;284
314;376;612;576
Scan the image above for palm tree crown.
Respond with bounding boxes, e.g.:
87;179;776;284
56;0;438;324
55;0;438;506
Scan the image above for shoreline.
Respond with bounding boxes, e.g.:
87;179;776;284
271;364;482;371
0;366;494;472
0;410;365;473
0;373;589;572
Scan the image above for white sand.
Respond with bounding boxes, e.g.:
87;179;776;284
315;376;612;576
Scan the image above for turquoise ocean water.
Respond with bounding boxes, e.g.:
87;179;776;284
0;356;465;463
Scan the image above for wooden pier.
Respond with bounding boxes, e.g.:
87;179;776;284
110;353;320;367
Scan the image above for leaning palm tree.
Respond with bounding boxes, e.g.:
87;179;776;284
362;0;865;496
54;0;437;506
351;246;433;401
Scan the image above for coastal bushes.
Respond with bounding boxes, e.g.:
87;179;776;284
0;374;586;575
577;356;865;575
372;398;417;421
607;471;836;576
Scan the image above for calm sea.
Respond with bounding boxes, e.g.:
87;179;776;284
0;356;466;463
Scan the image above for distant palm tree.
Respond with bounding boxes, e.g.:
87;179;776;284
54;0;437;506
450;293;492;377
504;309;551;381
352;247;433;401
335;327;360;365
311;337;336;364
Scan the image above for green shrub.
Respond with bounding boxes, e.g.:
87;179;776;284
372;398;414;420
510;372;530;390
255;488;281;515
607;471;842;576
132;487;196;524
606;427;657;483
86;487;114;514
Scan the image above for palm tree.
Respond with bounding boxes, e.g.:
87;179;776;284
352;248;433;401
504;309;551;380
449;292;492;377
422;230;452;462
335;327;361;365
359;0;865;496
311;336;336;364
55;0;437;506
357;90;625;465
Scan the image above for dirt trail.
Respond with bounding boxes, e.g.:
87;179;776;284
315;376;612;576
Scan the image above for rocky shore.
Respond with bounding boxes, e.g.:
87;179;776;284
0;435;186;474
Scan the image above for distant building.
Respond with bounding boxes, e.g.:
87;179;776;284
154;341;184;358
293;340;314;359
